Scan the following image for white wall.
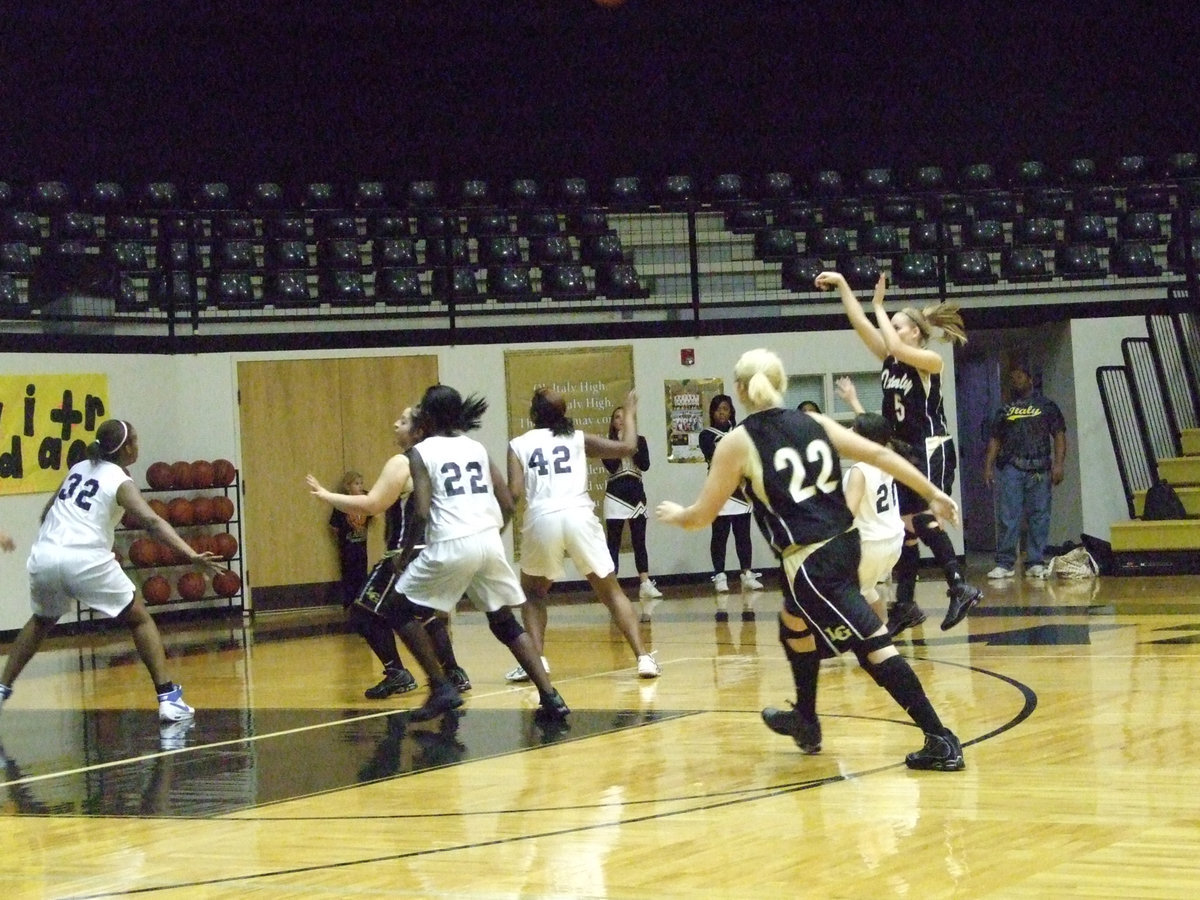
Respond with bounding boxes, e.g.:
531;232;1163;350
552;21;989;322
0;319;1138;631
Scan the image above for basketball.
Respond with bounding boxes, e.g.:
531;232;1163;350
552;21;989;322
169;461;194;490
187;534;214;555
190;459;215;488
212;570;242;598
211;496;235;523
191;497;215;524
129;538;160;567
211;459;236;486
146;461;174;490
177;571;207;602
143;575;172;604
167;497;194;526
148;498;169;520
121;508;140;529
212;532;239;560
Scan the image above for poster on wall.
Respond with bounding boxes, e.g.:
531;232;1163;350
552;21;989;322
0;374;110;495
504;346;635;553
664;377;724;463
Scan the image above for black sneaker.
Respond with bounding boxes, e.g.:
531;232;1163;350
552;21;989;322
941;582;982;631
408;680;463;722
446;666;472;693
535;688;571;720
365;668;418;699
905;730;965;771
761;704;822;753
886;602;927;638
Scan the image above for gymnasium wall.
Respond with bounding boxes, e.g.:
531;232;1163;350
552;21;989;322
0;318;1135;631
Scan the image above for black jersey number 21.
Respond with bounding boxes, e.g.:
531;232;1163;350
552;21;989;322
441;461;488;495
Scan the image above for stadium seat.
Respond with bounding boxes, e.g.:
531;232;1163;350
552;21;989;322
264;271;314;307
530;234;575;265
1056;244;1107;278
840;254;882;289
517;211;561;236
754;227;798;261
659;174;696;206
322;269;368;304
320;239;363;271
780;256;823;293
1168;236;1200;274
709;173;746;205
373;238;418;269
1118;211;1164;243
893;252;940;288
353;182;388;209
554;177;589;206
608;176;644;207
580;232;624;265
1013;217;1059;247
508;178;541;207
479;235;523;266
1110;241;1162;278
247;182;285;210
964;219;1006;249
31;181;74;213
487;264;534;299
1001;247;1049;282
949;249;997;285
761;171;795;200
139;182;180;211
431;266;479;300
375;267;425;303
469;212;511;237
406;180;439;209
541;263;591;299
1067;214;1110;245
425;236;470;266
806;227;851;260
567;208;608;235
303;182;338;210
594;262;649;299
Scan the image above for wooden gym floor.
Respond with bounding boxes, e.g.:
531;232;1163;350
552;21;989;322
2;565;1199;899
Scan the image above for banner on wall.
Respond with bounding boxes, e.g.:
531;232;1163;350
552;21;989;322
0;374;111;495
664;377;724;463
503;346;635;553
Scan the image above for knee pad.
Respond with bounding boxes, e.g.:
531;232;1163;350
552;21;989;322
778;614;809;644
487;607;525;644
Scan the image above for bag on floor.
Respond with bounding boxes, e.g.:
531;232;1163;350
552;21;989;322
1143;479;1186;521
1048;546;1100;579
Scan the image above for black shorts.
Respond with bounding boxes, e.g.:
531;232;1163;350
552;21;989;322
897;437;957;517
782;529;883;658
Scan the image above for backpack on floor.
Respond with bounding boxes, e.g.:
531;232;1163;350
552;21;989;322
1143;479;1187;521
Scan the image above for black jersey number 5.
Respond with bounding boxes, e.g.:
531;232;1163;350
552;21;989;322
58;473;101;511
441;461;488;496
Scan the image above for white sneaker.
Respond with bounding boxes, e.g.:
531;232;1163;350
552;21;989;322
639;580;663;600
638;596;661;623
157;683;195;723
986;566;1016;579
637;652;661;678
713;572;729;593
740;571;763;591
505;656;549;683
1025;564;1047;579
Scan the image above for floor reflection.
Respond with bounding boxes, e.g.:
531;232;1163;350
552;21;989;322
0;707;694;818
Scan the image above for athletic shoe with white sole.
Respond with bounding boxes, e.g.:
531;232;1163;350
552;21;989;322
505;656;550;683
157;683;195;723
637;653;661;678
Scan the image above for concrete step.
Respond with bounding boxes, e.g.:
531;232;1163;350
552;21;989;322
1132;484;1200;517
1156;455;1200;486
1110;519;1200;552
1181;428;1200;456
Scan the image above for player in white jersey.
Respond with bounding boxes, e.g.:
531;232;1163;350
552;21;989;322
506;387;660;682
0;419;223;729
842;412;906;622
390;385;570;722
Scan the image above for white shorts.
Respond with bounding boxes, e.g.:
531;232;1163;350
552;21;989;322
27;545;135;620
396;529;525;614
520;508;614;581
858;535;903;598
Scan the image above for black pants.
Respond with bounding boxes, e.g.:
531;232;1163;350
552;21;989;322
606;516;648;575
710;513;753;573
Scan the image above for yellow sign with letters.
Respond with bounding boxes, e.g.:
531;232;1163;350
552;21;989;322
0;374;111;495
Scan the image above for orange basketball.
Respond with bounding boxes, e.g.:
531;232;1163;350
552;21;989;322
170;461;194;490
121;508;140;529
211;496;235;523
212;532;239;560
167;497;194;526
212;570;242;598
146;461;174;490
191;497;215;524
129;538;160;567
143;575;172;604
211;459;236;486
187;534;214;555
177;571;207;602
148;498;169;520
190;460;215;488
